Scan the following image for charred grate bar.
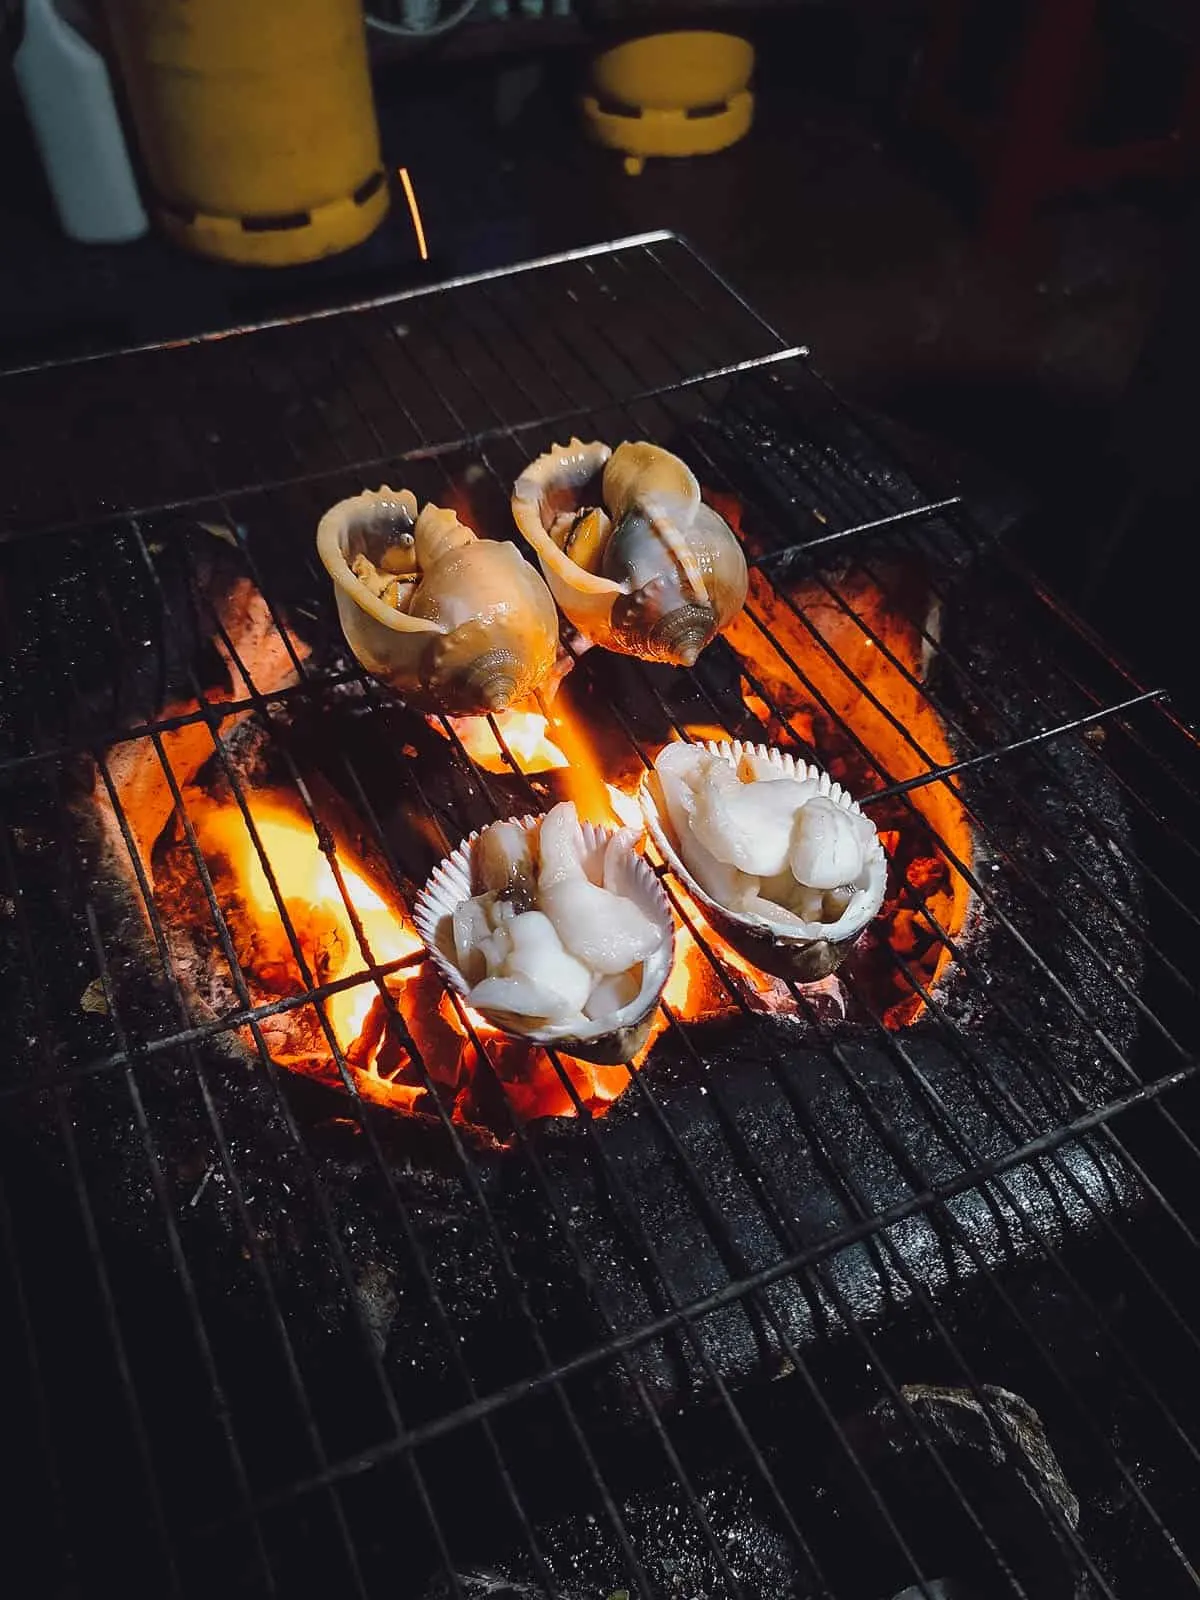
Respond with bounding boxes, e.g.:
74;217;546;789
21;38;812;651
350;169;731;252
1;234;1198;1599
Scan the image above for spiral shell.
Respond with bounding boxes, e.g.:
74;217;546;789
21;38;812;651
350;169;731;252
413;814;675;1064
317;487;562;715
638;740;887;983
512;439;748;667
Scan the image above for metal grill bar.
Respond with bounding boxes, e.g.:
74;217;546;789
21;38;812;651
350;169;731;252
556;302;1200;1587
859;690;1166;801
0;818;184;1596
220;460;1049;1574
3;234;1200;1597
321;659;825;1586
751;496;963;559
130;517;645;1592
88;757;374;1592
41;487;476;1589
702;370;1200;900
696;386;1200;1067
36;581;389;1589
188;1025;1199;1480
622;595;1200;1417
223;508;1163;1589
841;533;1200;947
685;403;1200;1310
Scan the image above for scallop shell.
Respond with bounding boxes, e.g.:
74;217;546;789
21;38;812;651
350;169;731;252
511;439;748;667
317;486;561;715
412;814;676;1065
638;740;887;983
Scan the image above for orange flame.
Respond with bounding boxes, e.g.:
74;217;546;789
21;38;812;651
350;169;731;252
190;797;422;1053
445;710;569;774
442;700;631;827
538;698;622;825
723;568;972;1011
175;790;660;1132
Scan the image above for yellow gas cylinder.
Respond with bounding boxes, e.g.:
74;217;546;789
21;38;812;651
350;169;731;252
583;32;754;176
105;0;389;266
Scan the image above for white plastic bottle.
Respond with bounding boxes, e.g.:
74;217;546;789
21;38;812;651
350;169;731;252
14;0;148;243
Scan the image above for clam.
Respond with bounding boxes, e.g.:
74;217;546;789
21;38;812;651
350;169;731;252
639;739;887;983
511;438;748;667
413;802;675;1065
317;487;562;715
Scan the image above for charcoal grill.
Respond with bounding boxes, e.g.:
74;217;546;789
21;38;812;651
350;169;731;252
1;232;1199;1600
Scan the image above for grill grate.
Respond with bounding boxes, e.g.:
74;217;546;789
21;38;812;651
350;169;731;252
1;232;1199;1599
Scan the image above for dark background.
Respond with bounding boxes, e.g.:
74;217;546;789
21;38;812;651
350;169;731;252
1;1;1197;708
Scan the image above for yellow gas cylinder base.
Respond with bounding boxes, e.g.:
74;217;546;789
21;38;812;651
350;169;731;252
108;0;388;268
158;179;390;268
583;92;754;172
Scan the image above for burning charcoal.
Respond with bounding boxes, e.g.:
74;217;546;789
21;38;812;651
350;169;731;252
231;893;352;995
371;1020;412;1084
907;854;951;895
840;1383;1084;1599
43;463;1149;1496
345;993;389;1072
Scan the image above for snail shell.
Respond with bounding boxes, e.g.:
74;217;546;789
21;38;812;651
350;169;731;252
317;487;561;715
638;740;887;983
413;813;675;1065
512;439;748;667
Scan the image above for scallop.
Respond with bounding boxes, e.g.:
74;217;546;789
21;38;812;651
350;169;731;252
511;438;748;667
317;487;562;715
413;809;676;1064
639;740;887;983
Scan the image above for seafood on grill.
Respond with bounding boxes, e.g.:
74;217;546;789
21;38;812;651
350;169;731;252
639;740;887;982
414;801;675;1064
511;438;748;667
317;487;562;714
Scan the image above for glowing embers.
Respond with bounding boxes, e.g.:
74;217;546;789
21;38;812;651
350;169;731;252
187;798;421;1068
156;791;655;1136
145;786;812;1141
722;565;972;1025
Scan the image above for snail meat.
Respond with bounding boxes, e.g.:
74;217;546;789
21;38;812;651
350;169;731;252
640;740;887;983
413;802;675;1064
